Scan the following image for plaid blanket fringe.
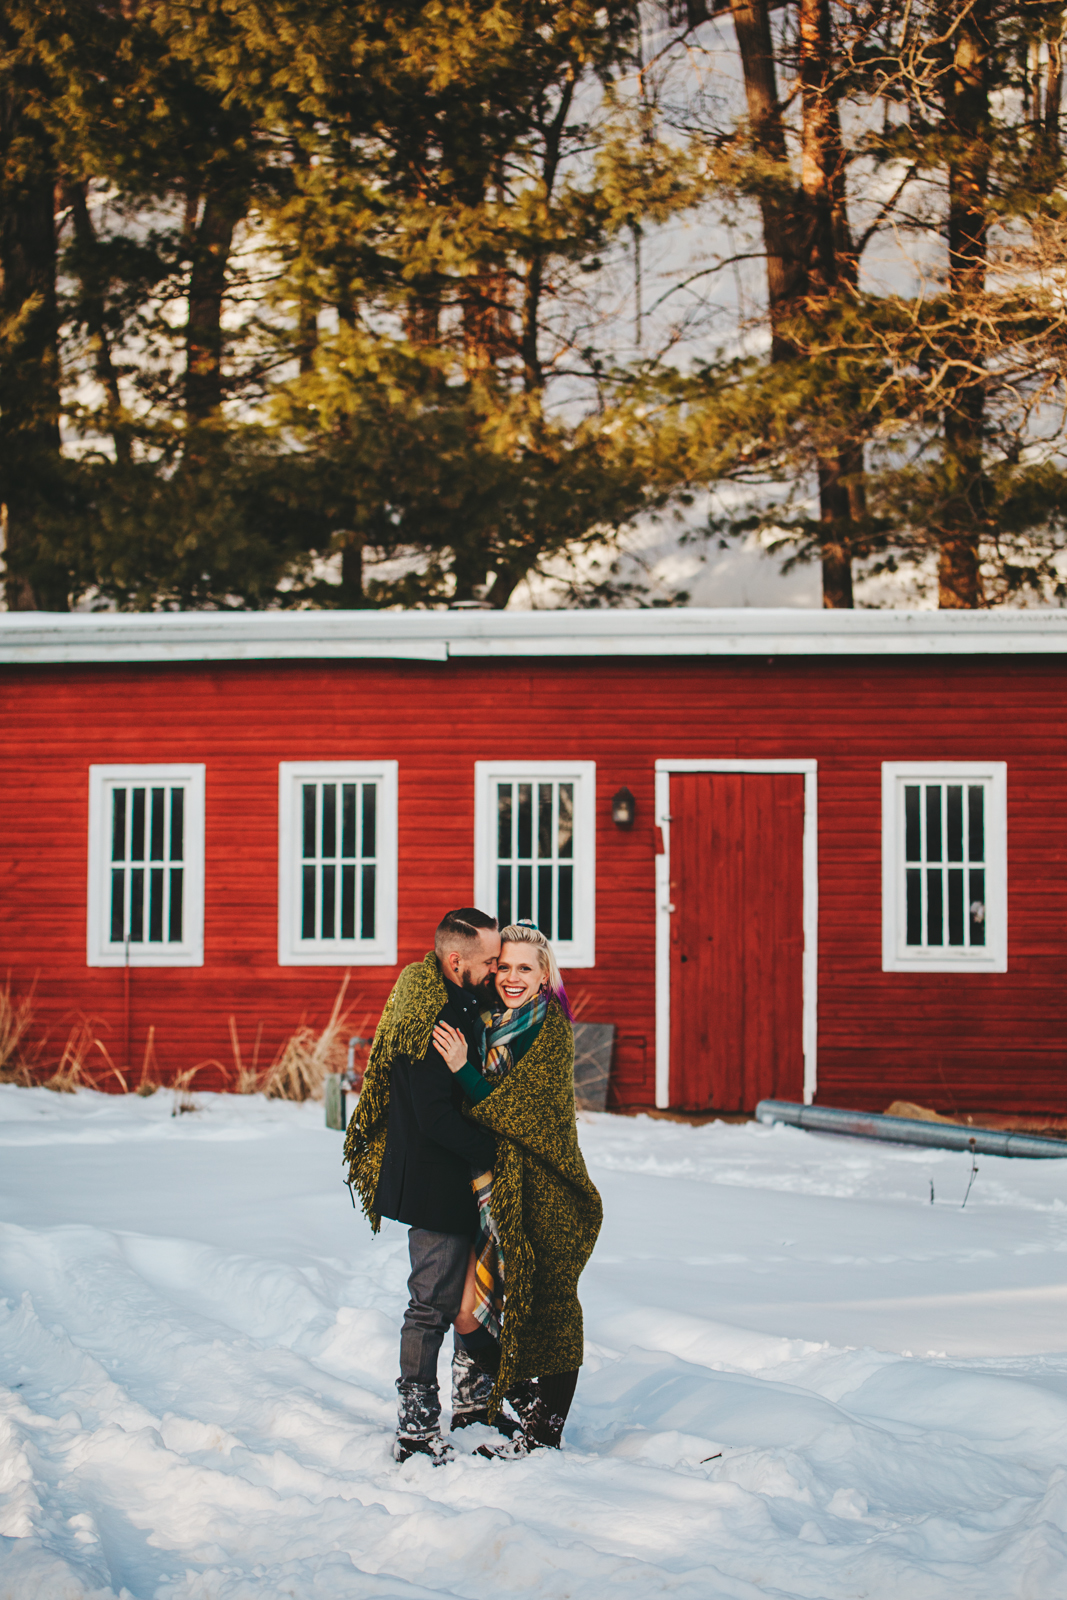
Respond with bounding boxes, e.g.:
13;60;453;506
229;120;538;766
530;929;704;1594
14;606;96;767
470;1168;504;1337
469;990;550;1342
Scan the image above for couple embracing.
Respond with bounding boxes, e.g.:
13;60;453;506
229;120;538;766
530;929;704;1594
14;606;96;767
344;908;603;1464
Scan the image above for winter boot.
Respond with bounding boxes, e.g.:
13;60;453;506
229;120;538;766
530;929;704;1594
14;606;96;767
500;1371;578;1452
518;1369;575;1446
394;1378;453;1465
451;1347;521;1437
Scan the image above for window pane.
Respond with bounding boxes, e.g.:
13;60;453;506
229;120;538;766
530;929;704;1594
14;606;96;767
322;785;337;858
341;785;356;858
906;868;921;944
111;869;125;942
497;864;512;928
517;785;532;860
947;786;963;862
341;864;355;938
149;866;164;941
130;867;145;941
112;789;127;862
362;784;377;859
170;788;184;862
558;784;573;858
131;788;146;862
169;869;183;942
361;864;376;939
925;786;942;863
926;868;943;945
150;788;165;861
537;864;553;936
969;869;986;946
321;864;336;939
538;785;553;859
558;866;573;941
947;867;964;945
302;785;316;859
904;786;920;862
301;864;316;938
517;863;532;921
497;785;512;860
968;786;984;862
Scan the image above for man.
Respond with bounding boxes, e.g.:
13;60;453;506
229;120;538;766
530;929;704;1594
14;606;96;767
345;907;501;1462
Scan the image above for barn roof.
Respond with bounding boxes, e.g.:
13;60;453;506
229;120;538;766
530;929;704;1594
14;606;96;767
3;607;1067;665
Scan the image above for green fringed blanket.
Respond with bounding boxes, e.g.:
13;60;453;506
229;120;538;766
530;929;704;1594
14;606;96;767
343;952;447;1233
343;953;603;1414
466;998;603;1409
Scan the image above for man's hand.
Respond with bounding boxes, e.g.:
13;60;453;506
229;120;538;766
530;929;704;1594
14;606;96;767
432;1021;468;1074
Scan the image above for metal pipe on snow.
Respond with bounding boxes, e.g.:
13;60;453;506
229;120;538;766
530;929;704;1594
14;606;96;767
755;1100;1067;1160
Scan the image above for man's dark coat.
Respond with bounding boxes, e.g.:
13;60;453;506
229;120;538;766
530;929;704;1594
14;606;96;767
372;972;496;1236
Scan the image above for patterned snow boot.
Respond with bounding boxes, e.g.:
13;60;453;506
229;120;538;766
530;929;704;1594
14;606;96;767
451;1347;522;1437
503;1371;578;1452
393;1379;453;1465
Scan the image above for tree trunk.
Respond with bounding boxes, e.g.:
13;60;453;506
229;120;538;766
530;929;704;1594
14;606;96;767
297;300;318;375
798;0;860;607
66;181;129;463
185;185;245;425
339;535;368;606
728;0;807;354
460;270;513;375
0;89;66;610
403;288;441;349
799;0;853;294
938;0;991;609
732;0;860;606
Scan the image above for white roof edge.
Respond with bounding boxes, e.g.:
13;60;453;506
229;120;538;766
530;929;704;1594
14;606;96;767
3;607;1067;664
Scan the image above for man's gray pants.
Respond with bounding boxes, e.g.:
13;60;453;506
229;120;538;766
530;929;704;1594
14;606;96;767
399;1228;471;1386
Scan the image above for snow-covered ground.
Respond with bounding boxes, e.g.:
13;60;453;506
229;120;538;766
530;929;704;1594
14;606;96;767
3;1087;1067;1599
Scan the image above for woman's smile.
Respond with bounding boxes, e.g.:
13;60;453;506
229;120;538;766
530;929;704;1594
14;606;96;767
495;943;543;1009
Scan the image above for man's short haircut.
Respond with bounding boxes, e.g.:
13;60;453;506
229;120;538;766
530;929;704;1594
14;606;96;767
435;907;499;960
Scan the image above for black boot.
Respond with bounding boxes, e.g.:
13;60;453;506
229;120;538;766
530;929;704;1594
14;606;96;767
452;1346;522;1437
473;1373;578;1460
511;1371;578;1451
394;1379;453;1465
450;1346;494;1430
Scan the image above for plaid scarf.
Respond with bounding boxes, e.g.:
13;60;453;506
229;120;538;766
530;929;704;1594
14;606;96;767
469;987;549;1337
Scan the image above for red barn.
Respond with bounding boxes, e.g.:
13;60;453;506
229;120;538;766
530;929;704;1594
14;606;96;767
2;607;1065;1117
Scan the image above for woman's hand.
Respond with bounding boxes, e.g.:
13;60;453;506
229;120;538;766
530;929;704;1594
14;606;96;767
433;1021;468;1074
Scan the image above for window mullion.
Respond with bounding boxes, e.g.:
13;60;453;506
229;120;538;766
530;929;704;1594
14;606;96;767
919;783;927;949
162;790;171;944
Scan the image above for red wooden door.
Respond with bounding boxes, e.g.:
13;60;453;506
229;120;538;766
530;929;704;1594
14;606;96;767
669;772;805;1111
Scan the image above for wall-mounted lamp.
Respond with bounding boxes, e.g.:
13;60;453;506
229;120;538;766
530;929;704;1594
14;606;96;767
612;786;636;829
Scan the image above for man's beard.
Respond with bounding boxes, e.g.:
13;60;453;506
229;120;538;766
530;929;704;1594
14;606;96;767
458;965;495;997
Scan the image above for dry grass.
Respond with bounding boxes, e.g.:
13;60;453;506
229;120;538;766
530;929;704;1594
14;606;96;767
229;1015;265;1095
0;976;41;1085
170;1062;207;1115
44;1016;126;1094
135;1025;162;1095
0;976;377;1105
259;976;358;1102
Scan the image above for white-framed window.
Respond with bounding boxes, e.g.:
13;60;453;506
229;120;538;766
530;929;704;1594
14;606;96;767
474;761;596;967
87;764;205;967
278;761;398;966
882;762;1007;973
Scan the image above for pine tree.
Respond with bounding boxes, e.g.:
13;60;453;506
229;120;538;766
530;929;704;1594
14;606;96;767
249;0;702;608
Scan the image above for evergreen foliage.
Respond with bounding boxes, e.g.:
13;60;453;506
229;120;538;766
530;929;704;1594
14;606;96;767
1;1;1066;609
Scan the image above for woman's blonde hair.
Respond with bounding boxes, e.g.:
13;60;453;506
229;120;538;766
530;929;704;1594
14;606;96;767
499;922;573;1019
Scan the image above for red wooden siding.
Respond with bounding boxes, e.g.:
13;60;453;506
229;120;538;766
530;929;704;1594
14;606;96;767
2;653;1067;1115
670;773;804;1111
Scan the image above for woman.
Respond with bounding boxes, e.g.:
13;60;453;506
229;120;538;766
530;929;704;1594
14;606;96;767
432;922;602;1453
